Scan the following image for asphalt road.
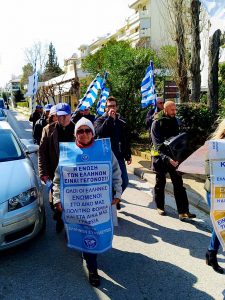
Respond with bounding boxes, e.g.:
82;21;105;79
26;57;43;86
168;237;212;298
0;109;224;300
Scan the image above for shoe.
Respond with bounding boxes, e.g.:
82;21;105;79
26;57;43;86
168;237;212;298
89;271;100;287
116;202;121;210
157;208;166;216
56;219;64;233
179;212;196;221
206;250;224;274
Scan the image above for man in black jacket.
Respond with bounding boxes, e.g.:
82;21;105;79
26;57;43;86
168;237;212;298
29;105;43;132
72;107;95;124
33;103;53;144
95;96;132;196
151;100;196;221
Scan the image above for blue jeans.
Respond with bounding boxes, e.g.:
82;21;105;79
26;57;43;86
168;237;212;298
118;159;129;193
206;192;220;252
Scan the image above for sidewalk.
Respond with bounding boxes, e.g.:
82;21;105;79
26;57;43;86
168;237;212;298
127;153;209;214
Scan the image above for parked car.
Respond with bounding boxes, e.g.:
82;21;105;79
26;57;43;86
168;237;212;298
0;98;5;109
0;121;45;250
0;108;8;121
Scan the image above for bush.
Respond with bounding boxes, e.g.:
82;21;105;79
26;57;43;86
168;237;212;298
177;103;215;149
17;101;29;108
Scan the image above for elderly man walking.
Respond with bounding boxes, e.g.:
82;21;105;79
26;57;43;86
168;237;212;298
38;102;75;232
151;100;196;221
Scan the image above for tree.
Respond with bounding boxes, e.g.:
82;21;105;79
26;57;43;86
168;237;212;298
160;45;177;79
42;42;64;81
82;40;161;136
190;0;201;102
208;29;221;115
13;89;24;102
24;41;48;74
20;63;34;89
162;0;190;103
174;0;189;102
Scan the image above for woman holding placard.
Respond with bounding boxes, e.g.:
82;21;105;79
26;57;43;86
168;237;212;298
53;117;122;287
205;120;225;274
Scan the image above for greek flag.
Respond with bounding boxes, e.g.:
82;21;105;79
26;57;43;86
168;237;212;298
141;61;157;108
96;72;109;115
97;87;110;115
78;75;103;111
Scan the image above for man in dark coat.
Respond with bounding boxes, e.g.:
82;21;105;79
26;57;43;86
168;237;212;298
29;105;43;130
95;96;131;201
72;107;95;124
38;102;75;232
33;103;52;145
151;100;196;221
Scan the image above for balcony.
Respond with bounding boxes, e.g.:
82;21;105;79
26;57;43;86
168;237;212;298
128;10;150;26
140;28;151;38
127;27;151;41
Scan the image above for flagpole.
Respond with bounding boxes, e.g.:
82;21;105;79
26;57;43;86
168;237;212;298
31;60;37;113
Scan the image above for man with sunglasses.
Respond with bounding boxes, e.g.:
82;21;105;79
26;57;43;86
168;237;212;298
38;102;75;232
95;96;132;208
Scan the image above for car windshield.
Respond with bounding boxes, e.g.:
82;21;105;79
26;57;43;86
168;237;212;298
0;129;25;162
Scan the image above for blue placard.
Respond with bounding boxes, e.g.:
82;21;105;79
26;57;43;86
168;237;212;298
58;138;113;253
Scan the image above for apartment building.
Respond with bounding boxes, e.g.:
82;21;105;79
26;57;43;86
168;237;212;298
76;0;173;62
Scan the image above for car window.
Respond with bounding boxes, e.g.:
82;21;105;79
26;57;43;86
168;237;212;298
0;100;4;108
0;110;6;117
0;130;25;162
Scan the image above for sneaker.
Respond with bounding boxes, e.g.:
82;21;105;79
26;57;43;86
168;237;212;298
179;212;196;221
89;271;100;287
157;208;166;216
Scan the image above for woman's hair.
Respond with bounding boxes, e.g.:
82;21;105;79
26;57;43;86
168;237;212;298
210;119;225;140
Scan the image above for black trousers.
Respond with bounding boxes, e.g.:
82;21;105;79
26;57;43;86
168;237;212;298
153;160;189;214
82;252;98;273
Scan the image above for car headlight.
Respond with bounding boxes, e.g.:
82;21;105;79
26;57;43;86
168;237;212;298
8;188;38;212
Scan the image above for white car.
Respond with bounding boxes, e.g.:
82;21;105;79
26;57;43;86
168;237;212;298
0;108;7;121
0;121;45;250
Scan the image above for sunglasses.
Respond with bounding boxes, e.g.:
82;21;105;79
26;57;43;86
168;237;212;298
76;128;92;135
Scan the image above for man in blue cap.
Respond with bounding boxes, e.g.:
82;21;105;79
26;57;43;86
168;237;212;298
38;102;75;233
33;103;53;145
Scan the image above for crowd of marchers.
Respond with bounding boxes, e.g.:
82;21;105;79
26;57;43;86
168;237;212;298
28;96;224;287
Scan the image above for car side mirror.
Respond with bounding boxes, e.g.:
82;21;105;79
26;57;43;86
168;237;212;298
25;144;39;154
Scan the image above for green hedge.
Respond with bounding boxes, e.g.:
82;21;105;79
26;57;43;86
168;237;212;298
177;103;215;149
17;101;29;108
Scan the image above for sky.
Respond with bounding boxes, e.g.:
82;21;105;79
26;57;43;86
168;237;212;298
1;0;224;88
0;0;132;87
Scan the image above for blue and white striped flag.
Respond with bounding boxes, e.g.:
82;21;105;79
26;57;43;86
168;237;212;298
97;87;110;115
96;72;109;115
78;75;103;111
141;61;157;109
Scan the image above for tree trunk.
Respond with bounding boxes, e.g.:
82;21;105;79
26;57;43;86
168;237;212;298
175;0;189;103
190;0;201;102
208;29;221;115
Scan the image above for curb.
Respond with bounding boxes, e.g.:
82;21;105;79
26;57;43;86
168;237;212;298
127;164;209;215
